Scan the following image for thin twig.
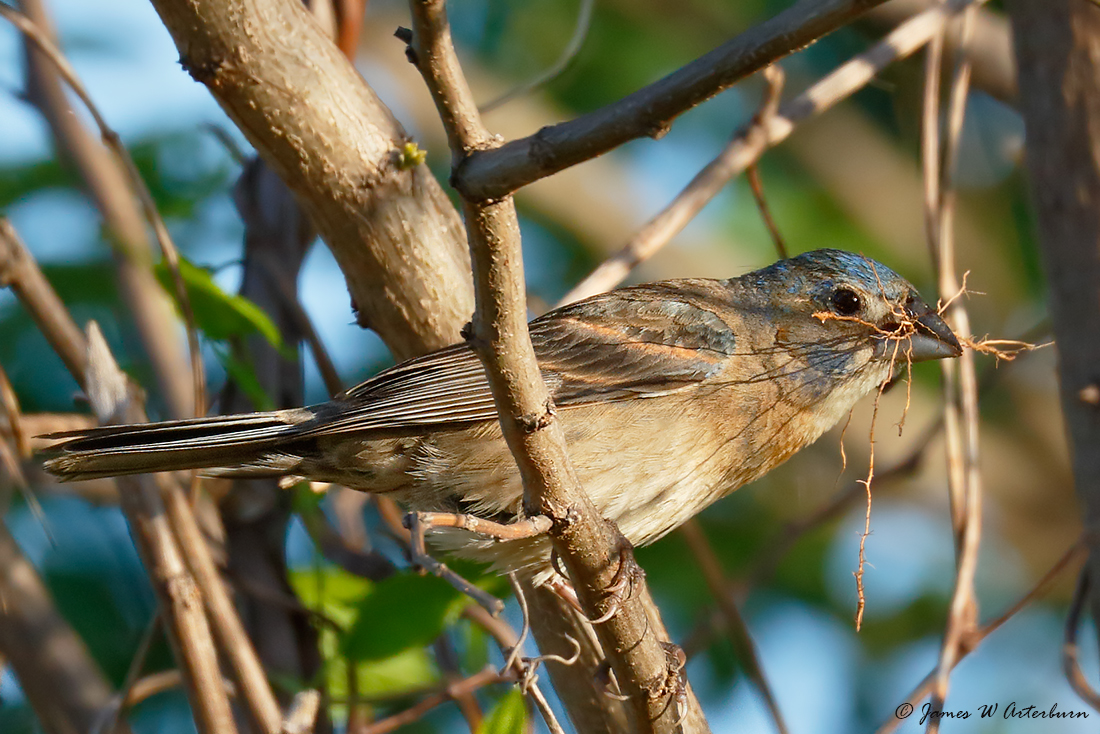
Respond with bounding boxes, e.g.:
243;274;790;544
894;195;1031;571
454;0;894;200
433;635;484;731
854;375;890;631
480;0;594;113
353;668;504;734
255;259;343;397
0;3;206;418
925;6;983;730
282;690;322;734
0;364;48;528
746;163;788;259
96;612;160;734
466;588;569;734
1063;567;1100;711
679;520;789;734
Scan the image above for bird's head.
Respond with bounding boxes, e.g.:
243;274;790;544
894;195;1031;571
737;249;962;389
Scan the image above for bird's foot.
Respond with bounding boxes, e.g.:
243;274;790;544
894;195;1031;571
589;545;645;624
543;544;644;624
403;511;553;616
653;641;689;726
593;641;688;714
405;510;552;540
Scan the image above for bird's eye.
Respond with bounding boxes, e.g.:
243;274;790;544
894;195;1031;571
831;288;862;316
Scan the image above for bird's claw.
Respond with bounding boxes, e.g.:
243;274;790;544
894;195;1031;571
653;641;689;726
589;545;645;624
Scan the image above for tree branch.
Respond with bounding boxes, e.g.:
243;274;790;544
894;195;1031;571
0;520;124;734
146;0;474;361
1009;0;1100;690
453;0;890;200
404;2;707;731
17;0;195;419
560;0;986;304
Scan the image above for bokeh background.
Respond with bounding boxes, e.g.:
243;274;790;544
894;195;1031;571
0;0;1092;731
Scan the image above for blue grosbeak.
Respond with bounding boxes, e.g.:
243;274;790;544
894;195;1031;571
44;249;960;578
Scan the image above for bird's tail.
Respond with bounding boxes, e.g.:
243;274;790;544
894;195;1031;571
41;410;312;482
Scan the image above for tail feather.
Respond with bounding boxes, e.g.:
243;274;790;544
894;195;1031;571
41;410;312;482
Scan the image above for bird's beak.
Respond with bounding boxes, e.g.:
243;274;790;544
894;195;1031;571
910;310;963;361
874;297;963;363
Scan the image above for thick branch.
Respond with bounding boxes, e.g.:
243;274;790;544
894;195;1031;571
146;0;474;360
1008;0;1100;677
453;0;889;200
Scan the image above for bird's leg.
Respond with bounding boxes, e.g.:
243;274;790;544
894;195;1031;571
402;511;554;616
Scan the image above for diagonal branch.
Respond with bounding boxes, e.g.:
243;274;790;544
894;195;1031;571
17;0;194;419
560;0;987;304
453;0;891;200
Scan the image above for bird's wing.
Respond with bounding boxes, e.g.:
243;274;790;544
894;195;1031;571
311;283;737;435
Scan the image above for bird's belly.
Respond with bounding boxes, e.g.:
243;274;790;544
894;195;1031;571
395;398;734;539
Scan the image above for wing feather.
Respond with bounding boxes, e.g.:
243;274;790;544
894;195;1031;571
308;282;737;434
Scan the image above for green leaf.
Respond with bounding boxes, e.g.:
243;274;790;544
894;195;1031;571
343;573;465;661
446;557;512;601
154;256;284;347
325;646;440;702
289;567;373;629
478;688;527;734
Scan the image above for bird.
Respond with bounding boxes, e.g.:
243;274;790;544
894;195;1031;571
42;249;961;580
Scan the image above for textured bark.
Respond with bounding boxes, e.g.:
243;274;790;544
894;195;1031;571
1009;0;1100;661
406;1;709;728
147;0;474;361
